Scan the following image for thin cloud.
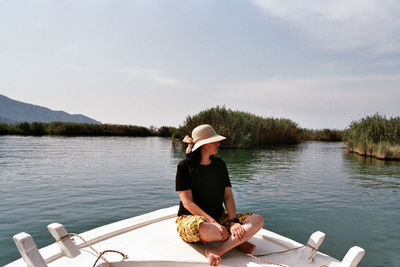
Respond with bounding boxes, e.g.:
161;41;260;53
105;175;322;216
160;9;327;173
217;73;400;115
211;73;400;128
57;42;85;56
251;0;400;55
60;64;90;72
116;67;187;88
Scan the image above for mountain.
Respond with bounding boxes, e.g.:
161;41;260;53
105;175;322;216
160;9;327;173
0;115;17;124
0;94;101;124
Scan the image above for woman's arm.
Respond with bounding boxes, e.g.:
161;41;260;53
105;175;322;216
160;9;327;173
224;187;237;219
178;190;217;223
224;187;245;239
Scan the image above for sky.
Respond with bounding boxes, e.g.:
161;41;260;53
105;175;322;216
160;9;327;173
1;0;399;129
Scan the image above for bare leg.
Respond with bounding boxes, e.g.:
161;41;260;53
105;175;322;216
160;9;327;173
199;222;225;266
202;214;264;266
199;222;226;243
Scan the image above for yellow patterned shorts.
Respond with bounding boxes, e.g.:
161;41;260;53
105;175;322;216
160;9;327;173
176;212;253;243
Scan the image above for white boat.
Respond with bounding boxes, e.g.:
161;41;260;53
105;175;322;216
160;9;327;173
6;206;365;267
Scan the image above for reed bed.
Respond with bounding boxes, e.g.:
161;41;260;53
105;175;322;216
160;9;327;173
174;106;301;148
300;128;345;142
0;122;175;137
346;114;400;160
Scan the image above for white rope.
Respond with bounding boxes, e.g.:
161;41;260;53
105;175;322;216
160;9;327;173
57;233;128;267
247;243;318;267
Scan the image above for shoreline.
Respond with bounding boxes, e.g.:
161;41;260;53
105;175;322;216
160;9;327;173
347;146;400;161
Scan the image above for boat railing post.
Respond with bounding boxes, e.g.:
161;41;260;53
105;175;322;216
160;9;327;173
339;246;365;267
301;231;326;262
13;232;48;267
47;223;81;258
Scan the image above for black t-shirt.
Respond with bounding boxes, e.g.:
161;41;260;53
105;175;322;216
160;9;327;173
175;157;232;219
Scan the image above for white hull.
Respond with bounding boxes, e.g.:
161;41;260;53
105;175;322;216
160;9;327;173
6;206;364;267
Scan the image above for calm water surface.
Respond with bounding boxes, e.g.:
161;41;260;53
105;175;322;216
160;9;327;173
1;136;399;266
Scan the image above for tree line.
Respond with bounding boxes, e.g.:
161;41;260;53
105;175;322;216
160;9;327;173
2;107;399;160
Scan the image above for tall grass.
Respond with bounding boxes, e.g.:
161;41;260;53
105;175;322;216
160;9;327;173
346;114;400;160
174;106;301;148
300;128;345;142
0;122;175;137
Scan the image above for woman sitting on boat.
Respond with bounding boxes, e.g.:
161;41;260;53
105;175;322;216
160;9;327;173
175;124;264;266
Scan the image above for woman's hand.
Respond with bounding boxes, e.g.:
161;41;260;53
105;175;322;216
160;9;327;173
213;222;230;241
230;223;245;240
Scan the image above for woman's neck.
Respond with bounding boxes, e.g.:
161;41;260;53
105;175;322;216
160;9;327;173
200;151;212;165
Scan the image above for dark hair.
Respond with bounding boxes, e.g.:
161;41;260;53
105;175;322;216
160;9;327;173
184;147;215;175
184;147;201;174
186;148;201;160
185;148;201;173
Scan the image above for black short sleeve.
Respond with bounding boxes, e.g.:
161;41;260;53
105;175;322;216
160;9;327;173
175;161;191;191
223;162;232;188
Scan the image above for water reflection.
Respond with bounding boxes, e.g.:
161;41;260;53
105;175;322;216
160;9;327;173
344;152;400;189
346;151;400;168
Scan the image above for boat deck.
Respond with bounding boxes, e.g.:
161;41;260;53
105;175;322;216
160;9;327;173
6;206;362;267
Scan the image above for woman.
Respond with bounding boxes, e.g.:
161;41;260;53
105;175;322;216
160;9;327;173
175;124;264;266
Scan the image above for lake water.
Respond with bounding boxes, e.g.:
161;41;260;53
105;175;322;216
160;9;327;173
1;136;399;267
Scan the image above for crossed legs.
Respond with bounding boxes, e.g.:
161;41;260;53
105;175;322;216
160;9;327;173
199;214;264;266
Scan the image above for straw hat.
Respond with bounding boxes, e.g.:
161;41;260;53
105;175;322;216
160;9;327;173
183;124;226;153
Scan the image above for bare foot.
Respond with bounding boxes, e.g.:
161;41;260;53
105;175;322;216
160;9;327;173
205;249;221;266
237;241;256;254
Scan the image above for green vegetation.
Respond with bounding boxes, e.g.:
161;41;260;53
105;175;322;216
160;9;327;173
300;128;345;142
346;114;400;160
3;109;398;162
174;106;301;148
0;121;175;137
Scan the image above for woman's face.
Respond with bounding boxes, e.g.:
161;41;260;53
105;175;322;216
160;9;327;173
201;141;220;155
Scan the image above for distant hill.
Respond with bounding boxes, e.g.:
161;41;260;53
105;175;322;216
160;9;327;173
0;115;17;124
0;94;101;124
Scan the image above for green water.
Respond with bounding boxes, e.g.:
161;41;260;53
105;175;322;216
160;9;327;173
1;136;399;266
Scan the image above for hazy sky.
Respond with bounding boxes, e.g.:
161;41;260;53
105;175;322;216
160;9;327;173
1;0;399;129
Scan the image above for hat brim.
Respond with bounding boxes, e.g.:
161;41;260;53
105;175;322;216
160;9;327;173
192;135;226;152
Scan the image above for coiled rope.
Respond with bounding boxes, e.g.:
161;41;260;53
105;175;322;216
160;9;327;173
246;243;319;267
56;233;128;267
